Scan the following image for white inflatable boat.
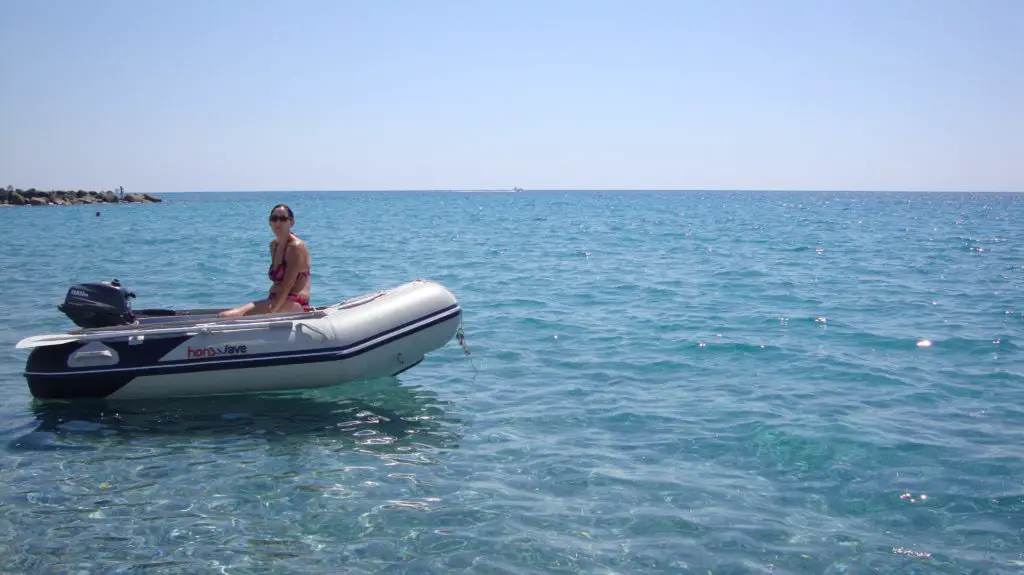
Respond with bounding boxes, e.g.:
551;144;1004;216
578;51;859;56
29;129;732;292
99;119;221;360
16;278;464;401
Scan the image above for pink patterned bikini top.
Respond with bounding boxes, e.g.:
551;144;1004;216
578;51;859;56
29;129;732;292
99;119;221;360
268;245;309;282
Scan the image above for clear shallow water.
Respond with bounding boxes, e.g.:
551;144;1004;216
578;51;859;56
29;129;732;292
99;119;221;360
0;190;1022;573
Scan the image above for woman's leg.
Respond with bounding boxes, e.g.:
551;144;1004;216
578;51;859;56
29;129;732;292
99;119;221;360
218;299;274;318
218;297;304;318
276;298;306;313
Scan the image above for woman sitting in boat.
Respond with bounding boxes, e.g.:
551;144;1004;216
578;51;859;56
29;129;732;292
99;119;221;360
218;204;312;317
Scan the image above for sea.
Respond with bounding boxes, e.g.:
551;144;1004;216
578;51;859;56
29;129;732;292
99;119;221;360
0;190;1021;574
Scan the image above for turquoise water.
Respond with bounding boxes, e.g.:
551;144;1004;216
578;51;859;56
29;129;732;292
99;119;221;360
1;190;1022;573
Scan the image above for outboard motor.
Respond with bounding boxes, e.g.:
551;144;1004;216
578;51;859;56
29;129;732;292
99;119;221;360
58;279;137;328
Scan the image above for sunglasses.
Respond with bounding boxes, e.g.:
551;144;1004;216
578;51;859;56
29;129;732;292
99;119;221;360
269;215;292;222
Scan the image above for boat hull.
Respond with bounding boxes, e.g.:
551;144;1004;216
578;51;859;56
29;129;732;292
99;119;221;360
21;280;462;400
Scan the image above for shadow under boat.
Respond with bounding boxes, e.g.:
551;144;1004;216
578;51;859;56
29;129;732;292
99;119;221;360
8;377;464;454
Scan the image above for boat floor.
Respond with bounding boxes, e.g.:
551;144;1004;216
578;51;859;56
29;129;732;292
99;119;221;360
65;307;332;335
63;290;390;336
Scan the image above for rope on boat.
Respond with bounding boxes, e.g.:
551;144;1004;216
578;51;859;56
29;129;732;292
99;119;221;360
455;324;479;380
455;326;471;355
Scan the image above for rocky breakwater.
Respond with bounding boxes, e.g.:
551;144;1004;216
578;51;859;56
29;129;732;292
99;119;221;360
0;188;162;206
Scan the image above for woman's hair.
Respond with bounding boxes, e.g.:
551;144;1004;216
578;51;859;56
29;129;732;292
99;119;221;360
270;204;294;219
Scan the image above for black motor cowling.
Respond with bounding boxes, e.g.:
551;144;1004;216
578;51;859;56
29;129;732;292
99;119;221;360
58;279;137;328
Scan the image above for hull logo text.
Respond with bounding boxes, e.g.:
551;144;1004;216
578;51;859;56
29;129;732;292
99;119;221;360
187;344;248;359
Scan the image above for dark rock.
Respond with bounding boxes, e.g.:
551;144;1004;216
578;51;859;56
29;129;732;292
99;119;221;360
0;188;162;206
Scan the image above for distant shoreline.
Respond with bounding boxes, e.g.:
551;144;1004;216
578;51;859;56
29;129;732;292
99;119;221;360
0;188;162;206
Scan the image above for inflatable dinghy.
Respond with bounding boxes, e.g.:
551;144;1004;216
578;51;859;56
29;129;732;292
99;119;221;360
16;279;464;400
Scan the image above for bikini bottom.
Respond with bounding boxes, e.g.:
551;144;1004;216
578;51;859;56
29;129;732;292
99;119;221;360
268;292;311;312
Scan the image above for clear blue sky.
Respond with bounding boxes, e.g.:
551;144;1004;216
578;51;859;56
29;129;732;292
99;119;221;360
1;0;1021;193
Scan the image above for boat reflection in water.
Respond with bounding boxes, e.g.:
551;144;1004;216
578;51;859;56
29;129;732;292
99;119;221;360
12;378;464;458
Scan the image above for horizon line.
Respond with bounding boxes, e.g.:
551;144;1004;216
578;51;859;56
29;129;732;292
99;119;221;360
151;187;1023;194
5;186;1022;194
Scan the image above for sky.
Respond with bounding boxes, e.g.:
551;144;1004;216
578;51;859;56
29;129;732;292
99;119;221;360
1;0;1021;193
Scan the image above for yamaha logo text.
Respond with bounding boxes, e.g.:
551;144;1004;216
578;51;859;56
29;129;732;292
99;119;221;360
187;344;248;359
